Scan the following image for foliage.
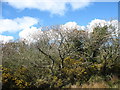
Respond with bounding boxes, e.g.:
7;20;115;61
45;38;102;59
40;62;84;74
1;24;120;88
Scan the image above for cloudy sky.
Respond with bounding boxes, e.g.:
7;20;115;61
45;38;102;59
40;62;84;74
0;0;118;43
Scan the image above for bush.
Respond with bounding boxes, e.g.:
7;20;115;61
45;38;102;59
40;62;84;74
1;24;120;88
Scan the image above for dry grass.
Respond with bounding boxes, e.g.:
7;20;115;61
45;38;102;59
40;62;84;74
81;81;109;88
70;85;81;88
110;75;119;83
70;75;120;88
70;81;109;88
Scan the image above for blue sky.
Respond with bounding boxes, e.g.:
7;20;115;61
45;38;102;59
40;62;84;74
2;2;118;26
0;1;118;41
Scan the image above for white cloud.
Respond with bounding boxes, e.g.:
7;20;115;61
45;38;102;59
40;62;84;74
107;20;119;35
19;27;42;39
61;22;85;31
0;16;39;44
19;26;43;43
87;19;108;33
87;19;119;34
0;16;39;34
15;17;39;29
2;0;93;15
108;20;118;29
0;19;19;33
68;0;91;10
0;35;14;43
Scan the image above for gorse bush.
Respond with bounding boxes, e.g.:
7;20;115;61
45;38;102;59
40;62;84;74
2;66;32;88
1;24;120;88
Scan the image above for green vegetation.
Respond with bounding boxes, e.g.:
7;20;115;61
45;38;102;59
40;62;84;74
1;25;120;89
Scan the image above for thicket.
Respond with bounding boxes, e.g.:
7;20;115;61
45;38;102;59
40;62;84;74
1;25;120;89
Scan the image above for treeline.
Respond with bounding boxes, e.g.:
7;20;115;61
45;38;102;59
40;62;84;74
1;25;120;88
